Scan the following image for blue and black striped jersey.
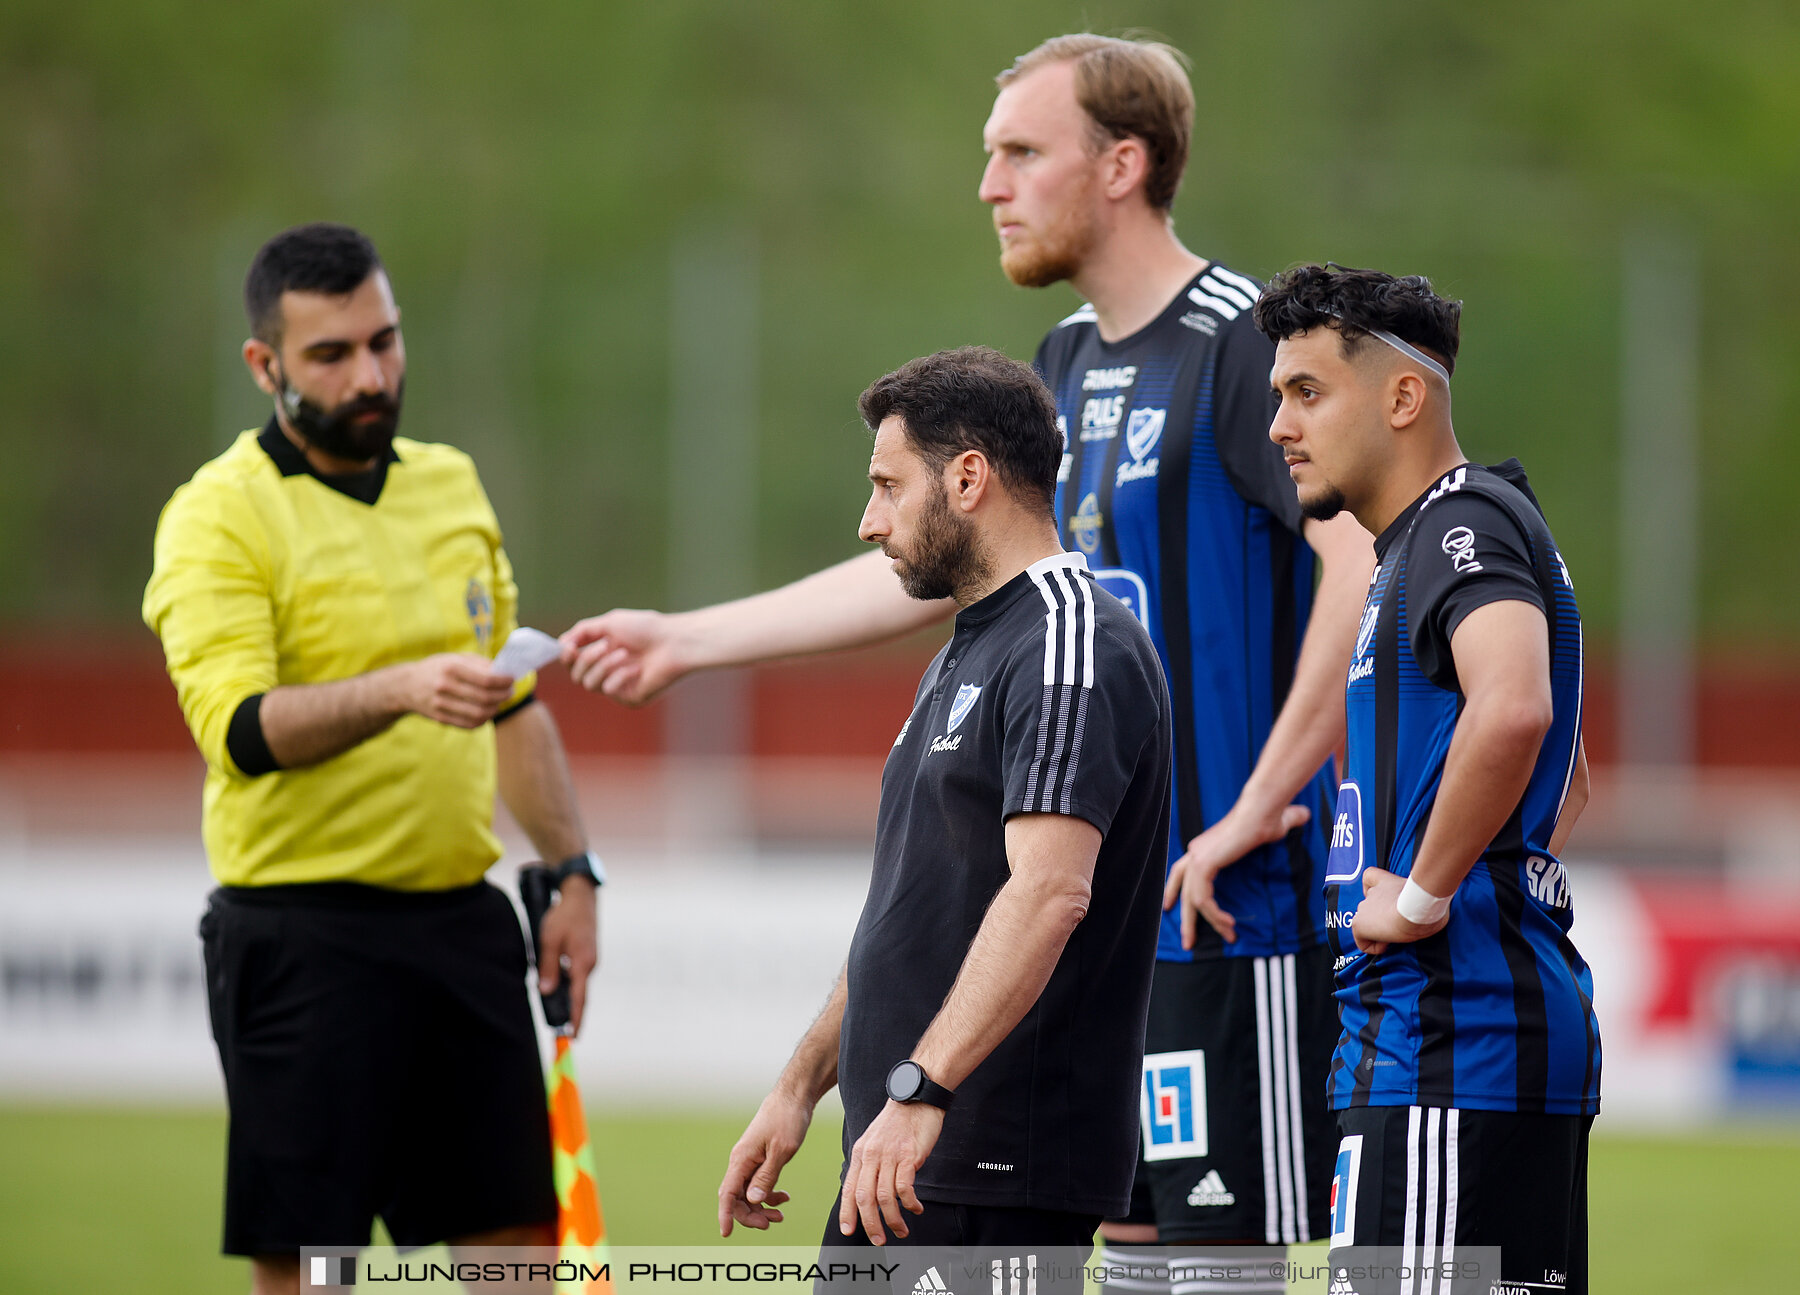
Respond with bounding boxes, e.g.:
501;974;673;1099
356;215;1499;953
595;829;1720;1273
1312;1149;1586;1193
1034;264;1335;961
1326;460;1601;1115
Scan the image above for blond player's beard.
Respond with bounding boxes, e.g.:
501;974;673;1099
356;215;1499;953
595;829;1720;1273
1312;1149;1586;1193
998;183;1101;289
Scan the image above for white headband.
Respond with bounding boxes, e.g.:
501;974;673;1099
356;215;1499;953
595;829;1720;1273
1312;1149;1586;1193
1367;327;1452;385
1321;311;1451;384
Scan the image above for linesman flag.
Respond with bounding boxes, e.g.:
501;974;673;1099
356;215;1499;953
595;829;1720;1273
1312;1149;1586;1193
521;865;613;1295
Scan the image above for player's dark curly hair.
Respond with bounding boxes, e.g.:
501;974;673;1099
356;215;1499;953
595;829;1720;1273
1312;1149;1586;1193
244;223;384;344
859;346;1062;517
1253;264;1461;376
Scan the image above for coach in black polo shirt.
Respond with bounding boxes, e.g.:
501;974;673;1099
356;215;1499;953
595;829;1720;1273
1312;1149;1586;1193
718;346;1173;1249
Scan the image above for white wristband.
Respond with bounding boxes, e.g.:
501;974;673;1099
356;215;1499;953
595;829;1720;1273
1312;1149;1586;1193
1396;877;1452;926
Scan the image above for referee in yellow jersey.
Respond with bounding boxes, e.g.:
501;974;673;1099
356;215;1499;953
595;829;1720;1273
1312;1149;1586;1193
143;223;598;1295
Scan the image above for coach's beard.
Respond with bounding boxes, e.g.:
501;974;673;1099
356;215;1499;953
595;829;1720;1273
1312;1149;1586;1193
887;487;992;604
277;373;404;464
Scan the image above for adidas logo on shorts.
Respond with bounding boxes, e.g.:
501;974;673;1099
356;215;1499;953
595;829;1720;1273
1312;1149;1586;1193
1187;1169;1237;1207
912;1266;951;1295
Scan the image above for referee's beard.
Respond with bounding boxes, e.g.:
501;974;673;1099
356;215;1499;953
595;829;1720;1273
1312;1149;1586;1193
886;485;993;604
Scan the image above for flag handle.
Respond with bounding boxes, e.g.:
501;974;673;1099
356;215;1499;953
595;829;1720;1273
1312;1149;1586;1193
518;864;573;1031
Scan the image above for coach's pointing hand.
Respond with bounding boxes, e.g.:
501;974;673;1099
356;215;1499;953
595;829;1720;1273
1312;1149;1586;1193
840;1100;940;1244
718;1090;810;1236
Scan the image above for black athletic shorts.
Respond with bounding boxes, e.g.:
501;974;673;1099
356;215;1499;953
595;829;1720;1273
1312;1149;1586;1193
199;880;557;1255
820;1193;1097;1295
1121;947;1337;1243
1327;1106;1592;1295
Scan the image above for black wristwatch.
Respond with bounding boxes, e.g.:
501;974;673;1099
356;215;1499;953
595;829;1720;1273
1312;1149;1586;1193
886;1059;955;1110
553;850;606;888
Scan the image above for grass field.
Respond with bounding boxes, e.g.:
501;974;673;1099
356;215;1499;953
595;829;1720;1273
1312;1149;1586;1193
2;1106;1797;1293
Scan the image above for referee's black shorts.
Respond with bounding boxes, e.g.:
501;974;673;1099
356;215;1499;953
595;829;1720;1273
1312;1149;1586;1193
1121;946;1338;1244
199;880;557;1255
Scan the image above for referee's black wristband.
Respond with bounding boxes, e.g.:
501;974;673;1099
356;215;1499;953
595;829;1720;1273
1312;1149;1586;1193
553;850;606;888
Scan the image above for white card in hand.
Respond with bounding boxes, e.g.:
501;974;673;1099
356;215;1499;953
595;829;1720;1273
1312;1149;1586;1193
493;627;563;680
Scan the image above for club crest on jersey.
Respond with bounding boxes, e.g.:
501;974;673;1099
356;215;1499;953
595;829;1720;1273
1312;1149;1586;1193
465;580;494;650
1125;407;1164;460
1069;493;1104;555
947;683;982;733
1116;407;1165;487
1330;1135;1363;1248
1140;1049;1208;1161
1324;781;1364;885
1348;601;1379;685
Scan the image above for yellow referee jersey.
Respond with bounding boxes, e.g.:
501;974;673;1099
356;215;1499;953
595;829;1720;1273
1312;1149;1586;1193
143;425;535;890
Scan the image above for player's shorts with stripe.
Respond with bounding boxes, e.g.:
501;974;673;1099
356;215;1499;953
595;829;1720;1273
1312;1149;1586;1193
1127;947;1337;1243
1327;1106;1592;1295
199;881;557;1255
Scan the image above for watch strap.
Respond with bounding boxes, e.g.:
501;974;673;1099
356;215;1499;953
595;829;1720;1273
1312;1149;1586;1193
554;850;606;887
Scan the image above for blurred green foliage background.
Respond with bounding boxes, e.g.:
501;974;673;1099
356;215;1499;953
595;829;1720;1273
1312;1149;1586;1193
3;1;1795;640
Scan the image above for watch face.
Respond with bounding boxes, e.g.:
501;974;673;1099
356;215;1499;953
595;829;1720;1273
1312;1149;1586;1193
888;1060;924;1102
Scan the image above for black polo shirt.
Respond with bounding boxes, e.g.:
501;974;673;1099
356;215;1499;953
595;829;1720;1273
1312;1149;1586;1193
838;550;1174;1217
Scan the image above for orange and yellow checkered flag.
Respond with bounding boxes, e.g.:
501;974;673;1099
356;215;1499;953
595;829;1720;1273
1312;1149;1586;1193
549;1033;612;1295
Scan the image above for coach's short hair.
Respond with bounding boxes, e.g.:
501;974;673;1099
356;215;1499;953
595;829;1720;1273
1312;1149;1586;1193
999;34;1194;211
1253;264;1462;376
859;346;1062;516
244;223;384;344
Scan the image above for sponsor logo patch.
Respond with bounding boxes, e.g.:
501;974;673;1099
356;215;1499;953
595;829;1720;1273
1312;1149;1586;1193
1093;568;1150;628
1442;524;1483;574
1329;1134;1363;1248
1526;854;1571;908
1080;395;1125;441
1069;493;1103;555
1324;781;1364;885
1140;1049;1208;1161
1082;365;1138;392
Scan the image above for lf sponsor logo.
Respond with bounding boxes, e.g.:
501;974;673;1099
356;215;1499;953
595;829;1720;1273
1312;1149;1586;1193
1324;782;1364;884
1069;493;1103;555
1140;1049;1208;1161
1329;1134;1363;1248
1116;407;1164;486
892;718;911;748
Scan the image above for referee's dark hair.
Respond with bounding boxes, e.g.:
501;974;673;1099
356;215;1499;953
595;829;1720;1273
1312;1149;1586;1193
245;223;385;345
1254;264;1462;376
859;346;1062;518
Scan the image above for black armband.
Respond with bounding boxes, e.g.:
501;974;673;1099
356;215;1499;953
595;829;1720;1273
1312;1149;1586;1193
225;693;281;777
493;690;539;724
